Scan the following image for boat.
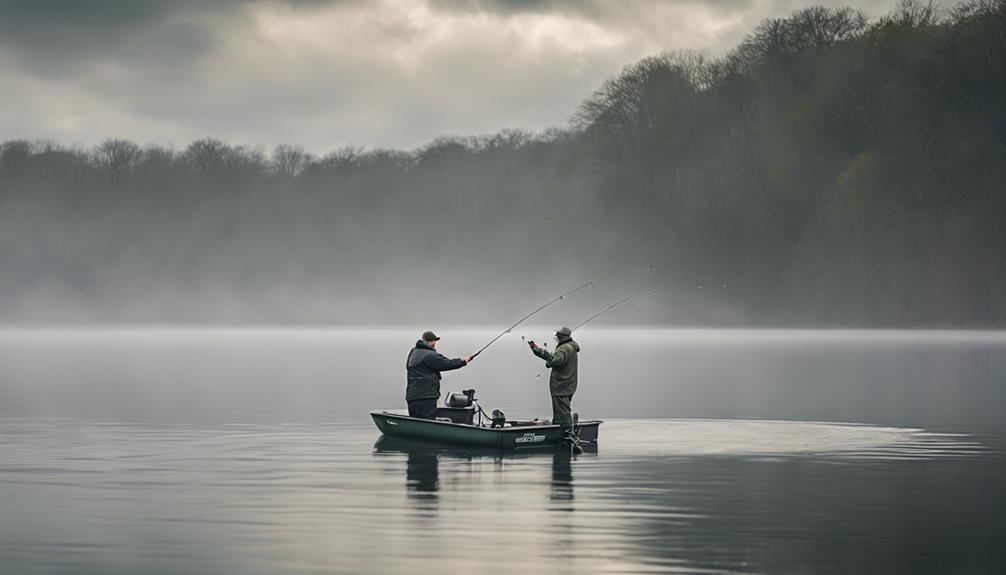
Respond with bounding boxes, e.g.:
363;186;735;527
369;389;601;450
370;410;601;450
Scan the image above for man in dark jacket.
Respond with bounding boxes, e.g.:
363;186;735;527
406;331;472;419
529;326;579;433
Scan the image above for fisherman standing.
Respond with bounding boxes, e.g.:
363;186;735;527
529;327;579;436
406;331;472;419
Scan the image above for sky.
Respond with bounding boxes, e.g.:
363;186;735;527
0;0;897;153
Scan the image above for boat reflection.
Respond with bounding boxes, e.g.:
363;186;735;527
374;436;593;503
551;450;574;502
405;446;440;494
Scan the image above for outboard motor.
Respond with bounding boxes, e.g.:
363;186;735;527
491;409;507;428
445;389;475;408
438;389;477;425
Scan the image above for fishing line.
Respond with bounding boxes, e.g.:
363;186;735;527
524;267;728;380
530;285;661;380
521;266;726;344
470;281;593;359
573;286;660;331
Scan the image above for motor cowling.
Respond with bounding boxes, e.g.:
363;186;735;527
445;389;476;408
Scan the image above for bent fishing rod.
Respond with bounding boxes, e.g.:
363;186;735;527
469;281;593;359
527;283;659;381
523;267;726;346
573;286;659;331
528;285;663;346
526;285;659;375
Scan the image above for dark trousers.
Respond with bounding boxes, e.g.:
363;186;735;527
551;395;573;430
408;398;438;419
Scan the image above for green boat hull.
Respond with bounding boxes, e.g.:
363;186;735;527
370;410;601;450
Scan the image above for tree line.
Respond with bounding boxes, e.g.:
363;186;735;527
1;0;1003;325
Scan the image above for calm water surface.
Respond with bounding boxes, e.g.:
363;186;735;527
1;328;1004;574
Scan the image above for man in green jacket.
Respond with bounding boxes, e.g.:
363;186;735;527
529;326;579;434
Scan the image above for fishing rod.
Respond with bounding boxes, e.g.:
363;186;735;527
470;281;593;359
573;286;660;331
523;267;725;343
575;265;730;327
471;266;722;360
528;286;660;379
568;269;728;335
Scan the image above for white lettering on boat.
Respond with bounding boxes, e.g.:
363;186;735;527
515;432;546;444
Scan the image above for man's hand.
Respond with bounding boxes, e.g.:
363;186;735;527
462;356;473;364
528;340;538;350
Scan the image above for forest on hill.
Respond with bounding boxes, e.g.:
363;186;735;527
1;0;1003;326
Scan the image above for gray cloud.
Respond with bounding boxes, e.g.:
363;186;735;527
0;0;897;152
0;1;343;75
0;1;214;76
428;0;755;16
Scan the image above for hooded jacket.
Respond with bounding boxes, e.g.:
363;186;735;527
406;340;466;401
532;339;580;396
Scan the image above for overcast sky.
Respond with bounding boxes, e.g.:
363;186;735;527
0;0;897;152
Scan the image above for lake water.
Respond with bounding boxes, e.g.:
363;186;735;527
1;328;1004;574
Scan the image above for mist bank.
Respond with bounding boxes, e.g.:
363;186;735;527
1;0;1004;327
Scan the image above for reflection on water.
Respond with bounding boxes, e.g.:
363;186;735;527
375;436;585;504
407;450;439;495
0;418;1002;574
0;328;1004;573
551;451;573;503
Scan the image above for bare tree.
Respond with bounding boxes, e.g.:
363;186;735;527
318;146;364;170
272;144;312;177
184;138;230;175
95;139;142;185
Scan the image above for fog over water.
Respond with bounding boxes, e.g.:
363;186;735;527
2;327;1005;430
5;324;999;451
